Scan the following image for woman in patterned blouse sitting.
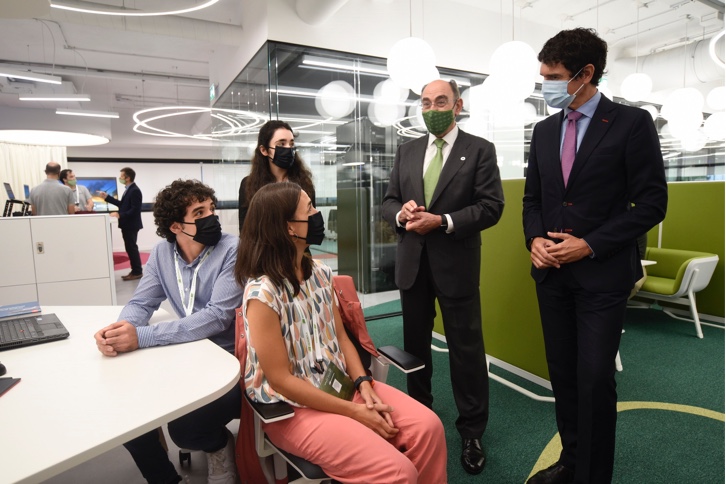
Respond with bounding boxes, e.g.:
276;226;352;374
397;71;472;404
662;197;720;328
234;182;447;484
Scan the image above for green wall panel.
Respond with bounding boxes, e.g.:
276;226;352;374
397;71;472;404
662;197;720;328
656;181;725;317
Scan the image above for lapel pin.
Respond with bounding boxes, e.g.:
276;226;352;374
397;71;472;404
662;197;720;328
602;119;609;122
461;156;466;160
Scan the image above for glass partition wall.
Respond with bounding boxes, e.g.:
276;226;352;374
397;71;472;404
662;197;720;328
211;41;724;295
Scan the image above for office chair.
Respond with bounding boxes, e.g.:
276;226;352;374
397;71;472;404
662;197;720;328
238;275;423;484
636;248;719;339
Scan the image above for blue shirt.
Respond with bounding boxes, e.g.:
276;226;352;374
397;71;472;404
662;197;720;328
560;90;602;155
118;233;242;352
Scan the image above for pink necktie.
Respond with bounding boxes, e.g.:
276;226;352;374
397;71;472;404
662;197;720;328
561;111;583;188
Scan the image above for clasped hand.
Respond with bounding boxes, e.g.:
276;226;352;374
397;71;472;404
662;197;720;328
530;232;593;269
353;382;398;439
398;200;439;235
94;321;139;356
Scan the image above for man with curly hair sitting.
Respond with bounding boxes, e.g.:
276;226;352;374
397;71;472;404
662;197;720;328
94;179;242;484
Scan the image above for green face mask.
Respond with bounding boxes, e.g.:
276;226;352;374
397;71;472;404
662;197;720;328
422;109;454;136
67;179;77;187
118;176;127;185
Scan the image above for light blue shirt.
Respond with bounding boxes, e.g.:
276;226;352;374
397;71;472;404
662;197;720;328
118;232;242;352
560;91;602;155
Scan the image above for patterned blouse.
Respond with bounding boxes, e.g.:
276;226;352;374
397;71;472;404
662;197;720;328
243;260;347;406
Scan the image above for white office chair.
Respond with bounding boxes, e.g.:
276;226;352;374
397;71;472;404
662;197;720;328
637;249;719;339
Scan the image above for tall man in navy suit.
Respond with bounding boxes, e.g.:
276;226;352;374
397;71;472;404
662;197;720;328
101;167;144;281
383;79;504;475
523;28;667;484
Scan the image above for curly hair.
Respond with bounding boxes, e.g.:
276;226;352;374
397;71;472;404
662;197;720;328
244;120;315;207
235;182;313;296
153;179;218;243
538;28;608;86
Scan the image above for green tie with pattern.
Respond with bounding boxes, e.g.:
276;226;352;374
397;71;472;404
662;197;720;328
424;138;446;207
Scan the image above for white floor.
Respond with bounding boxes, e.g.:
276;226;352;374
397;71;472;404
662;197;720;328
45;262;400;483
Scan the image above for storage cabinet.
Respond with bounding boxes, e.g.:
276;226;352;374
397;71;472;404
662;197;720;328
0;214;116;306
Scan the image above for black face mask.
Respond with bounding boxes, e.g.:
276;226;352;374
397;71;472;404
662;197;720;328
179;214;222;247
269;146;296;169
290;211;325;246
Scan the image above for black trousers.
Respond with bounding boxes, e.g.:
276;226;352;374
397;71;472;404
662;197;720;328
535;265;628;484
399;251;489;439
123;383;241;484
121;228;143;275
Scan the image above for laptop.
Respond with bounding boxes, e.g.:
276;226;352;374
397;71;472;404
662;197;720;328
0;302;70;351
3;182;15;200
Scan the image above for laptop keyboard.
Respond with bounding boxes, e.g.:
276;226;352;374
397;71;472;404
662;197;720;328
0;318;41;343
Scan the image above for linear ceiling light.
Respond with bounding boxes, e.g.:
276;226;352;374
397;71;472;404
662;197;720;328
56;109;119;119
0;68;62;85
19;94;91;102
50;0;220;16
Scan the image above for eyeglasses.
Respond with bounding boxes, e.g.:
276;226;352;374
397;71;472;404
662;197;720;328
420;98;455;109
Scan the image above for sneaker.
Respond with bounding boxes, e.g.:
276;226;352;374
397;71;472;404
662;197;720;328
206;429;238;484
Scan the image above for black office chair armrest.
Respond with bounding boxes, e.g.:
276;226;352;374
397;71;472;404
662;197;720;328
378;345;425;373
245;393;295;424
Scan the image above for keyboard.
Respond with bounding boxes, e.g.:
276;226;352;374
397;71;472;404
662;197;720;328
0;317;41;343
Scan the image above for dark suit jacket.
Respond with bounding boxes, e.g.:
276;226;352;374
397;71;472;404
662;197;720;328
523;95;668;293
106;182;143;231
382;129;504;298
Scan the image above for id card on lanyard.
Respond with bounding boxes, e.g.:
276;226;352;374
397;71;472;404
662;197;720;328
175;246;214;317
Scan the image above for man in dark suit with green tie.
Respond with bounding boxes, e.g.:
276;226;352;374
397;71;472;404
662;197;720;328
382;79;504;475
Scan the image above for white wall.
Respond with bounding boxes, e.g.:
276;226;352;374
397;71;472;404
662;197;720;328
68;161;249;251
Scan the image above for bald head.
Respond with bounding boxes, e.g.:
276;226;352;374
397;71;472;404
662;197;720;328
45;162;61;179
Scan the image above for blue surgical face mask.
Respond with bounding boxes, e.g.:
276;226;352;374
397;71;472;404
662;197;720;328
541;68;585;110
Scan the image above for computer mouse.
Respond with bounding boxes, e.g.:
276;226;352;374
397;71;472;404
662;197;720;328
0;362;6;376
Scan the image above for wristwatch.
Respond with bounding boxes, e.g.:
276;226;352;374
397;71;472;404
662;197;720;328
353;375;374;390
440;215;449;232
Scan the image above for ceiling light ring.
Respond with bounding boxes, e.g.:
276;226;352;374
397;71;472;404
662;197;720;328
50;0;220;17
133;106;268;140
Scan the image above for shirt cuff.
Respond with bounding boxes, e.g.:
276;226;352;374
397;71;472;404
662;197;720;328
135;326;155;348
396;210;405;228
444;214;454;233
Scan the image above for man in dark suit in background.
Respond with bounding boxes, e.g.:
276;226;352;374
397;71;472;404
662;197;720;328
382;79;504;475
101;167;144;281
523;28;668;484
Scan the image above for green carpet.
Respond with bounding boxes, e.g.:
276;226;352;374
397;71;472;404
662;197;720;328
364;306;725;483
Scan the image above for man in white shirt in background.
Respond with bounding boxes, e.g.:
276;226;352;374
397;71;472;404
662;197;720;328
94;179;242;484
59;169;94;212
28;162;74;215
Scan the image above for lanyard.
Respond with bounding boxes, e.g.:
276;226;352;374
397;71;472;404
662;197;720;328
174;246;214;317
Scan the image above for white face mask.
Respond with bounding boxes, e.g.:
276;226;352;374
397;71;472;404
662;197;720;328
541;68;585;110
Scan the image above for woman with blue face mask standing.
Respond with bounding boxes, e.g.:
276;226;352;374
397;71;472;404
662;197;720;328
238;120;316;233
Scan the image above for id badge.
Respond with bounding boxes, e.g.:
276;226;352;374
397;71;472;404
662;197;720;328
317;361;355;401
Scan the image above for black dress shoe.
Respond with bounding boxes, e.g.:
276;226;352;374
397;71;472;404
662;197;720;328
461;438;486;475
527;462;575;484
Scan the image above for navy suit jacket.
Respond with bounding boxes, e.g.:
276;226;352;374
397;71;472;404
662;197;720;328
523;95;668;293
106;182;143;231
382;129;504;298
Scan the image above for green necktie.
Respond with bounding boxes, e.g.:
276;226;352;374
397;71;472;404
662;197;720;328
424;138;446;207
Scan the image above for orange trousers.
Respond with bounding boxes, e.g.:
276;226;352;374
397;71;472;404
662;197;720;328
263;382;448;483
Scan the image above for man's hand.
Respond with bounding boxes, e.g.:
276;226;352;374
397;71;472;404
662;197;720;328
98;191;108;200
94;321;139;357
406;211;441;235
530;236;562;269
109;212;119;218
544;232;593;264
398;199;425;224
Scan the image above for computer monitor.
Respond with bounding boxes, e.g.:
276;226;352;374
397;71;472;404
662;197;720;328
3;182;15;200
23;184;30;200
75;177;119;212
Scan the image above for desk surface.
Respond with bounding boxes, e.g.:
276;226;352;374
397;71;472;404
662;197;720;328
0;306;240;484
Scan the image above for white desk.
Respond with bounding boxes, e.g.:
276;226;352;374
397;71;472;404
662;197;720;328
0;306;241;484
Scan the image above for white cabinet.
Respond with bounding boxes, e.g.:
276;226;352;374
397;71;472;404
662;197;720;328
0;214;116;306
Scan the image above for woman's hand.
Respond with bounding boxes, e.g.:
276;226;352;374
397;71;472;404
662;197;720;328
352;382;398;438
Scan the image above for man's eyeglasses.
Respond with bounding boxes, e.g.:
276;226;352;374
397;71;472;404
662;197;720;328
420;98;455;109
